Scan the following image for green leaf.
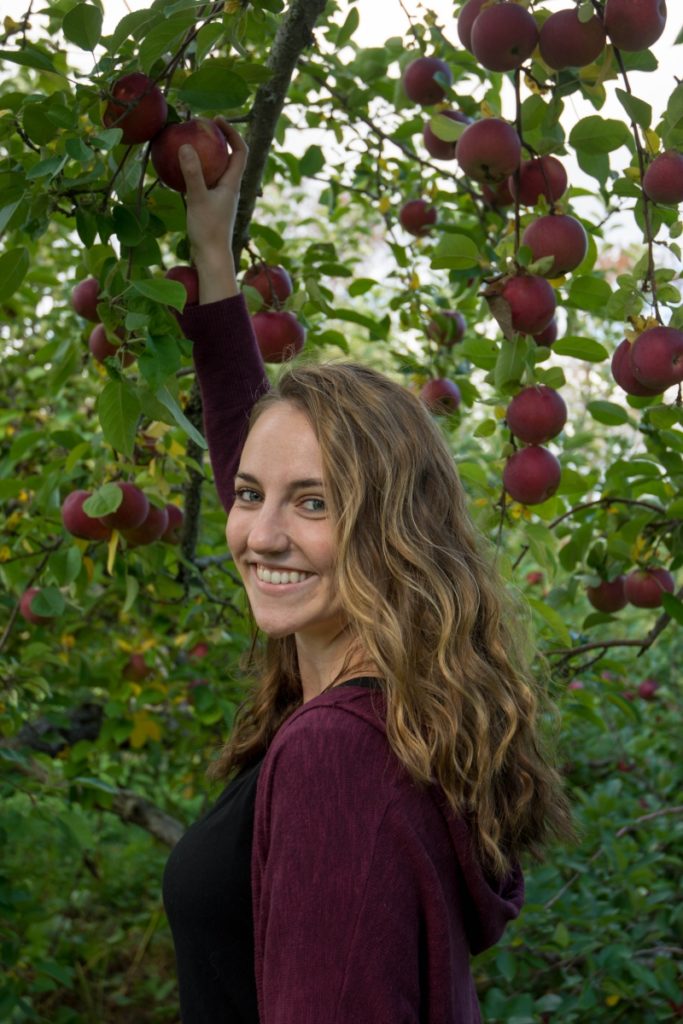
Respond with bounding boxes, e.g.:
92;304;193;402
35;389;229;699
31;587;65;618
138;13;198;71
615;88;652;130
348;278;377;297
336;6;359;47
428;112;466;143
82;482;123;517
553;335;609;362
0;45;57;73
567;275;612;312
156;386;207;449
177;64;250;111
569;116;632;154
96;381;142;457
299;145;325;177
431;234;479;270
132;278;186;311
661;592;683;625
138;335;182;391
62;4;103;50
0;247;29;302
587;401;630;426
112;206;144;247
526;596;573;645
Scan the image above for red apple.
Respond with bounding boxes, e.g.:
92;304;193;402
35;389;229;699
402;56;453;105
242;263;293;308
151;118;230;192
420;378;462;414
505;385;567;444
510;156;568;206
629;326;683;391
252;311;306;363
458;0;487;50
482;178;514;207
123;653;152;682
399;198;437;236
586;576;628;612
604;0;667;52
567;679;585;691
88;324;135;367
503;445;562;505
99;482;150;531
624;567;675;608
526;570;544;585
456;118;521;184
501;274;556;335
643;151;683;204
539;9;606;69
427;310;466;346
61;490;112;542
165;266;199;307
471;2;539;72
19;588;54;626
71;277;101;322
533;318;558;346
103;72;168;145
423;110;470;160
522;213;588;277
189;641;209;660
611;338;662;396
162;504;184;543
122;504;169;547
637;677;659;700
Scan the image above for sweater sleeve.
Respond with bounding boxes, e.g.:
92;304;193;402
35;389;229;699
179;295;270;511
252;714;424;1024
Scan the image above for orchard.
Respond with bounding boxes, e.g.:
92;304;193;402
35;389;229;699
1;0;682;1020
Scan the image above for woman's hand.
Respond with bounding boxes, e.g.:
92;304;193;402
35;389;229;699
178;118;249;303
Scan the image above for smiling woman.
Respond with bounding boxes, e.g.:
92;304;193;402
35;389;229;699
161;120;574;1024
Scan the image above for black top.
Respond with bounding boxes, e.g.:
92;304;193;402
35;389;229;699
162;678;383;1024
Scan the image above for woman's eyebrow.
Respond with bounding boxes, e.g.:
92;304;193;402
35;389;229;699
234;471;324;489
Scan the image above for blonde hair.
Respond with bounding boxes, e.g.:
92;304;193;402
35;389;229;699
208;362;573;878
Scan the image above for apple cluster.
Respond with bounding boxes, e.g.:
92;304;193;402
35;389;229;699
242;262;306;363
61;483;183;548
398;0;682;516
586;567;675;612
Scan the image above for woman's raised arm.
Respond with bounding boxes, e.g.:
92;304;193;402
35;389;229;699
177;120;270;511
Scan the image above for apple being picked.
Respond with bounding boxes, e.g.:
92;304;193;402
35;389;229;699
242;263;293;308
103;72;168;145
399;199;437;236
252;311;305;363
151;118;230;192
165;266;199;308
61;490;112;541
71;277;101;322
402;56;452;105
420;378;461;414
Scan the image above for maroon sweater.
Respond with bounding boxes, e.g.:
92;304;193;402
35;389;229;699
177;296;524;1023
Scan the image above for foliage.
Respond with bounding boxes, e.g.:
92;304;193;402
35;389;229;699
1;0;682;1019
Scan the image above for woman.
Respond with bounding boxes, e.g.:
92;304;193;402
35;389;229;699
162;120;574;1024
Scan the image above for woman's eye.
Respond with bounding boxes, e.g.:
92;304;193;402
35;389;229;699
303;498;326;513
236;488;261;502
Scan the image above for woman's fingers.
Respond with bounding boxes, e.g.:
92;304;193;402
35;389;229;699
178;144;208;202
213;118;249;189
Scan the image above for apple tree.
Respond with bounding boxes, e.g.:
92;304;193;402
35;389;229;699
1;0;682;1018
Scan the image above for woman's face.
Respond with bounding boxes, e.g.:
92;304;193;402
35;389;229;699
226;402;346;641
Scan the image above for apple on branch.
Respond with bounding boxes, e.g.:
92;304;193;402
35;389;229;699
539;9;606;70
456;118;521;184
162;504;184;543
470;2;539;72
510;156;568;206
642;151;683;205
427;310;466;347
242;264;293;308
71;277;101;322
401;56;452;106
103;73;168;145
252;311;305;363
624;567;675;608
586;575;628;613
422;110;470;161
611;338;663;396
503;445;562;505
498;274;557;336
122;504;170;547
399;199;437;236
629;326;683;391
457;0;487;52
521;214;588;277
62;490;112;541
603;0;667;52
420;378;461;415
19;588;55;626
151;118;230;192
505;386;567;445
165;266;200;308
99;482;150;531
88;324;135;367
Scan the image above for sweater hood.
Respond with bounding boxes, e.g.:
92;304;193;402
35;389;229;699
312;681;525;956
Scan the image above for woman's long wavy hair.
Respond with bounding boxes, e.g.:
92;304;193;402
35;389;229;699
207;361;574;878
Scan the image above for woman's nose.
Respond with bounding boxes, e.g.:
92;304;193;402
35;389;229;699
247;505;291;554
